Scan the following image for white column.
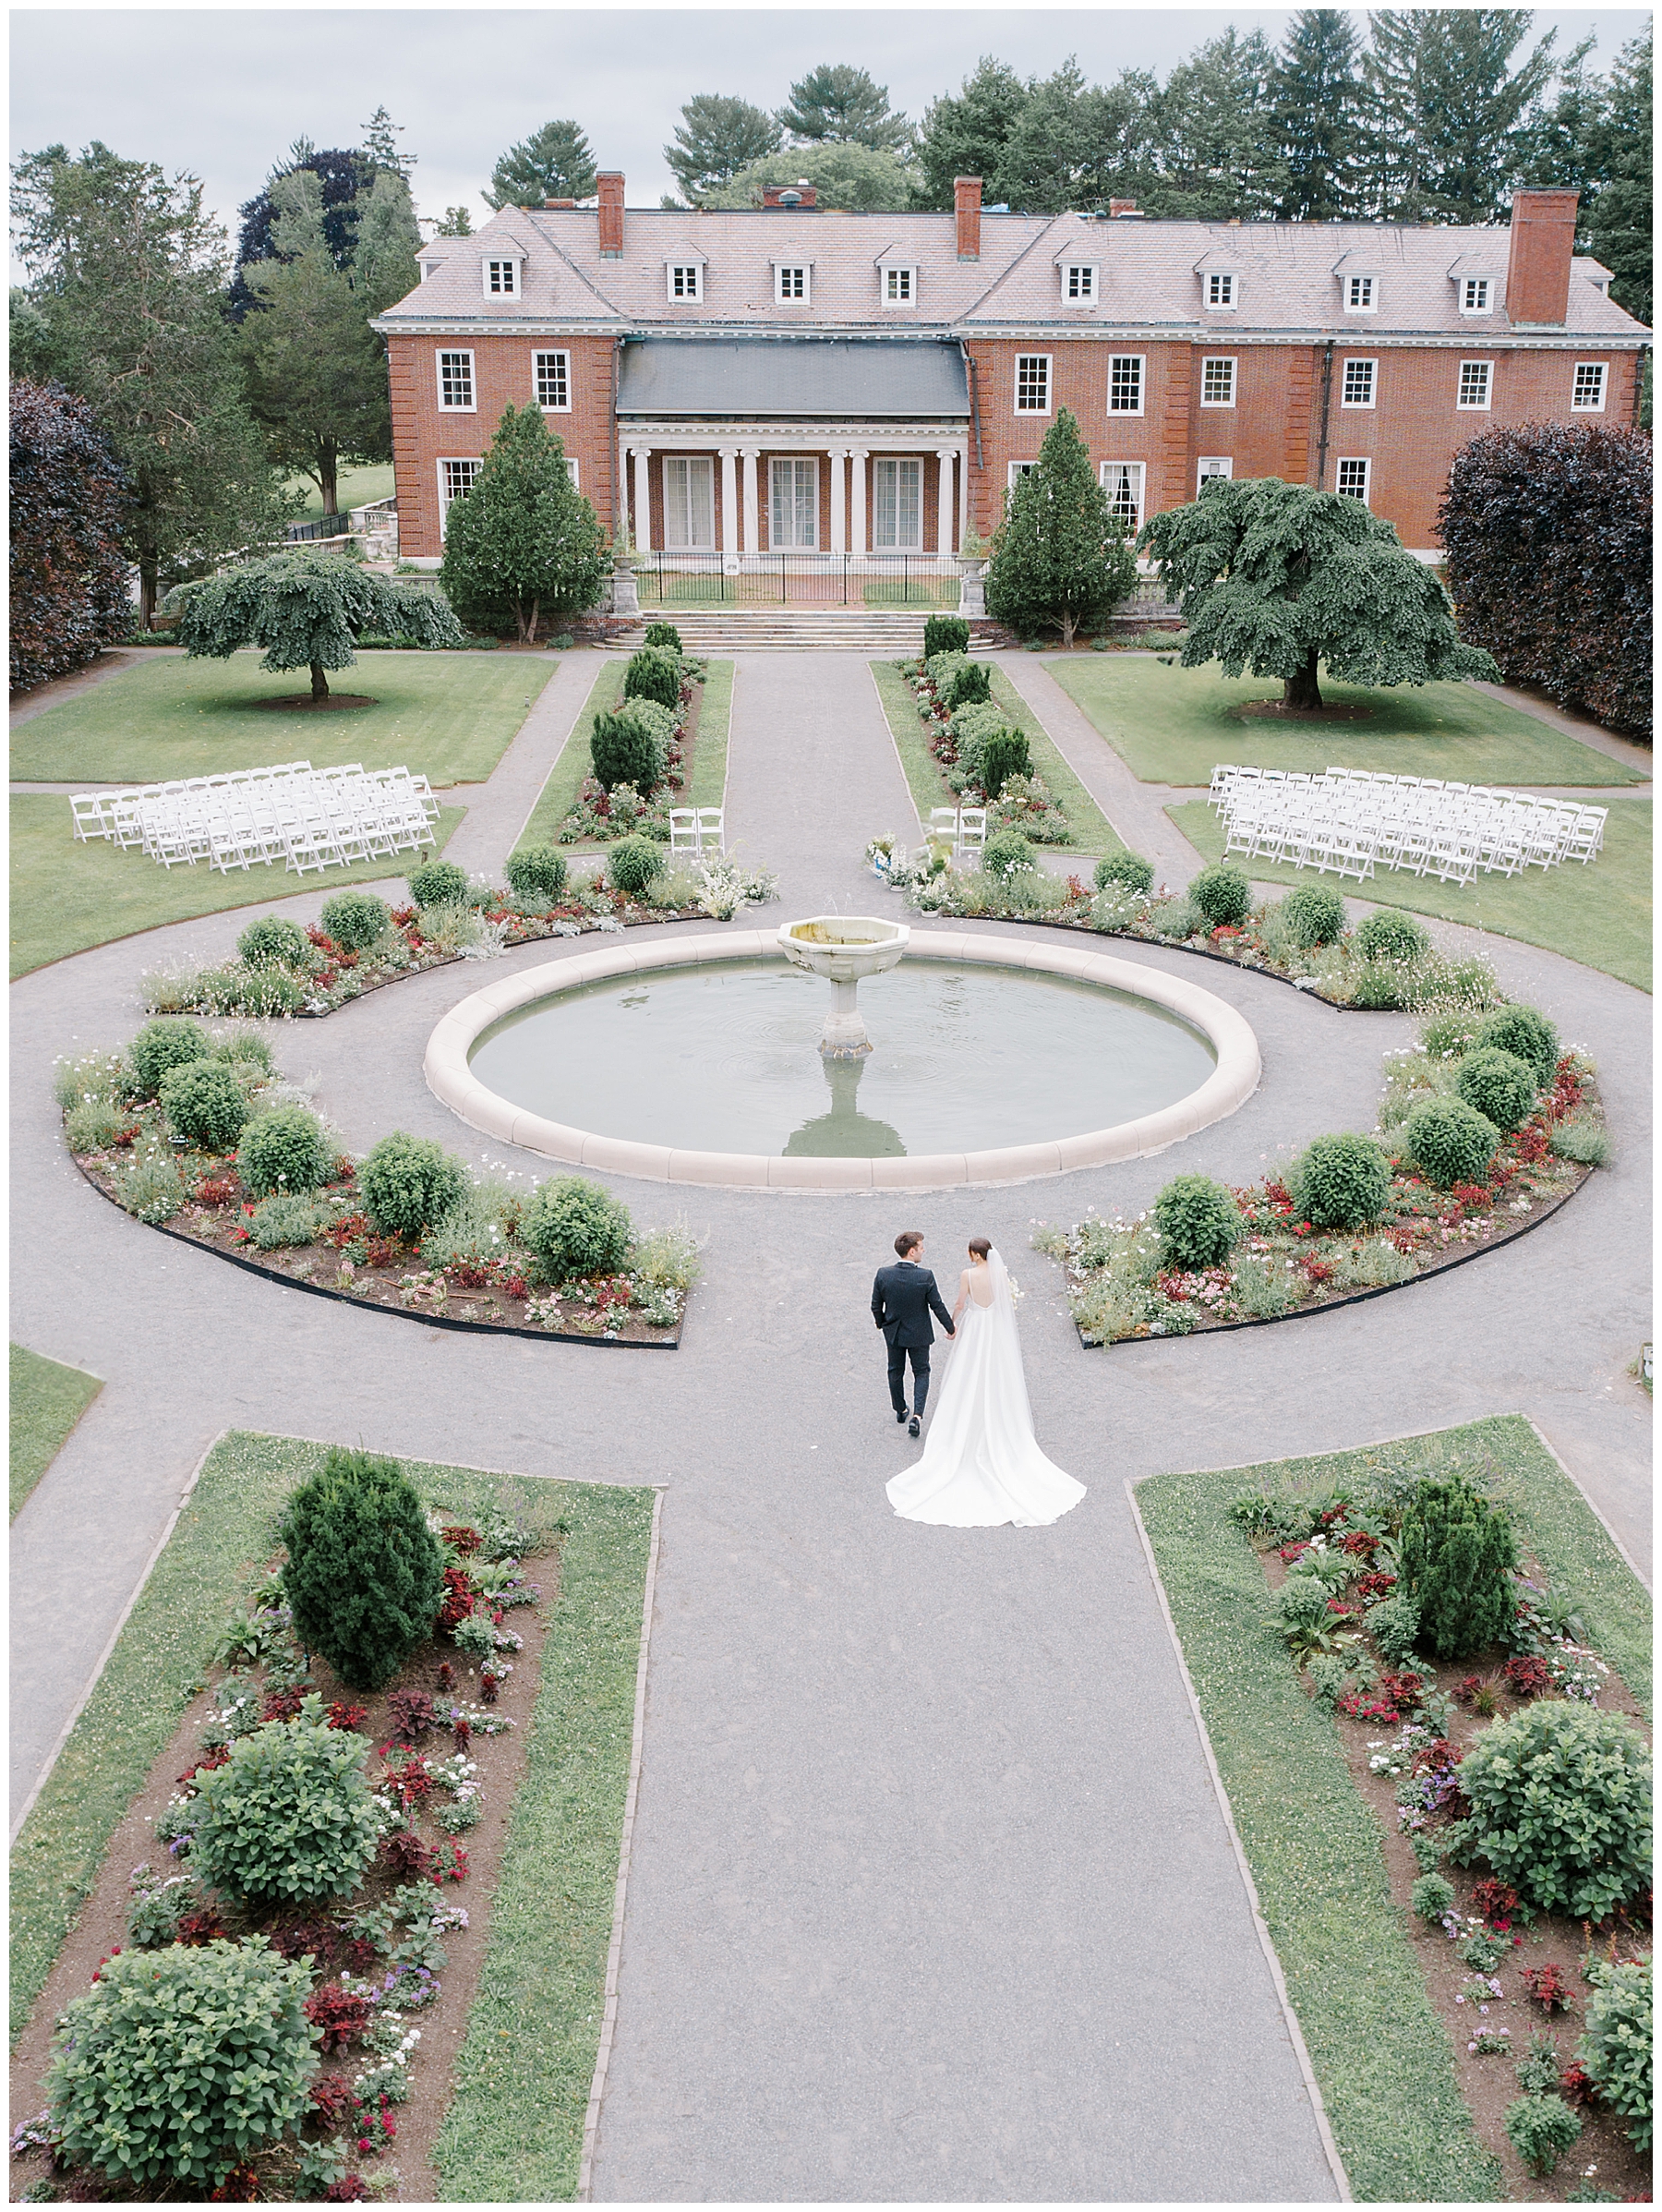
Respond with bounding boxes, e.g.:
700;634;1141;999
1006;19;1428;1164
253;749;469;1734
829;446;846;555
935;446;957;556
631;446;653;555
741;446;760;555
958;441;970;552
718;446;739;560
849;447;868;557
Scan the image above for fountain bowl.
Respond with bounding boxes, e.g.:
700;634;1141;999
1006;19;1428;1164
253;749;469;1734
777;915;909;1057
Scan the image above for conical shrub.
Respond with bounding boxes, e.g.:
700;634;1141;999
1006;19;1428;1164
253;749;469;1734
279;1449;445;1690
1398;1473;1518;1659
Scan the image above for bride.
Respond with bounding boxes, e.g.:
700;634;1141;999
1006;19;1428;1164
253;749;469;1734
886;1239;1086;1529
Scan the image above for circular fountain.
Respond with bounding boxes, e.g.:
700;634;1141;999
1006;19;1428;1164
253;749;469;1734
776;915;909;1058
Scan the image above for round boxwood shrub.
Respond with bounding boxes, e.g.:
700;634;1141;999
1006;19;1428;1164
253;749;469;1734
982;828;1036;880
280;1446;447;1691
359;1130;467;1239
1279;882;1346;949
1455;1045;1538;1133
922;613;970;660
1398;1472;1518;1659
589;704;667;795
235;915;309;971
129;1016;210;1100
1094;850;1155;895
1354;910;1431;962
237;1105;334;1198
1578;1958;1652;2150
191;1714;381;1906
608;833;667;899
521;1175;632;1281
319;888;390;952
1153;1173;1244;1271
408;859;468;910
621;646;681;711
1290;1131;1391;1231
42;1938;316;2193
1404;1096;1500;1188
1476;1004;1560;1087
158;1059;248;1151
1189;864;1252;928
505;845;568;901
1458;1702;1651;1922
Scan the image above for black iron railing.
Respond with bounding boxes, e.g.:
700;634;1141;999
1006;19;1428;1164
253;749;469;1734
634;552;960;610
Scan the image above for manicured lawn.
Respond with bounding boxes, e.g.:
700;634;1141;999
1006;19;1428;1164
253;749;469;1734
512;659;733;854
1171;792;1652;992
10;651;554;789
9;1346;102;1520
688;656;734;809
10;794;464;979
285;461;395;515
1051;658;1647;792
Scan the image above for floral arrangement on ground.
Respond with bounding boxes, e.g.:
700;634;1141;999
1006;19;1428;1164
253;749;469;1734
1037;1000;1606;1345
898;652;1075;843
560;634;705;846
57;1020;701;1343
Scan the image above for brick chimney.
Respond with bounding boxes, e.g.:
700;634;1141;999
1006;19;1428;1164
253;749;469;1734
1506;188;1578;325
955;176;982;260
544;198;574;211
1109;199;1142;218
597;172;624;259
762;181;818;209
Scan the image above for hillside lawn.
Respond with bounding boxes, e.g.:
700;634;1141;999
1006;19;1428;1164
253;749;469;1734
285;462;395;515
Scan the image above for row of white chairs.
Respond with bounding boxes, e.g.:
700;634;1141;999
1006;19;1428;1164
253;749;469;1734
929;806;989;866
71;762;440;877
668;807;726;861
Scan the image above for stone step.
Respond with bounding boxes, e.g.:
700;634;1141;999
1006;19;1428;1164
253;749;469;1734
618;610;940;652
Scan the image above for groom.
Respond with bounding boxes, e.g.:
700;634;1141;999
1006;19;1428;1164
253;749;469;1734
872;1231;955;1438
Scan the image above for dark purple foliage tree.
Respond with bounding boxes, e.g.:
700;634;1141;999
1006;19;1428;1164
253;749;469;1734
228;148;380;317
9;378;131;691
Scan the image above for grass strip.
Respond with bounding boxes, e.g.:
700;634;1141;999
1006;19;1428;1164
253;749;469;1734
10;797;464;979
688;658;734;809
1169;793;1652;993
9;1346;102;1520
433;1481;654;2201
513;661;623;855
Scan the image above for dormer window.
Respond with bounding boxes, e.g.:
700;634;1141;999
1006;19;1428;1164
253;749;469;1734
775;263;810;304
419;259;441;284
668;263;703;301
484;258;520;298
1206;271;1237;309
881;264;916;304
1063;263;1098;303
1345;274;1377;312
1461;277;1492;314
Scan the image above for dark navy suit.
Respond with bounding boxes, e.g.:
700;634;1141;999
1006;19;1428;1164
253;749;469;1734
872;1260;956;1420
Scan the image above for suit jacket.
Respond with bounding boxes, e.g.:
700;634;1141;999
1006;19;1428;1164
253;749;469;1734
872;1261;954;1348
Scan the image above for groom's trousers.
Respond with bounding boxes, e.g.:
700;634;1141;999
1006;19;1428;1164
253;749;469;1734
887;1340;930;1419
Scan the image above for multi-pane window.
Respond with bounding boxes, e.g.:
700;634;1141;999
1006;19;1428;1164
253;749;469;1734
484;259;518;296
1015;355;1051;413
769;456;819;549
775;264;808;302
1006;461;1038;489
663;456;715;549
873;457;922;548
1345;274;1376;311
437;351;475;410
1109;356;1144;415
1101;461;1146;534
1457;359;1493;410
1572;361;1608;411
534;350;570;411
439;458;482;535
1207;272;1236;308
883;265;915;302
1341;358;1376;409
1198;456;1233;489
1336;457;1371;503
668;264;702;300
1461;277;1492;313
1064;264;1097;301
1200;357;1236;407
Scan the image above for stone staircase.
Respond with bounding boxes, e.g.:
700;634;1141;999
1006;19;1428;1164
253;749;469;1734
610;608;943;654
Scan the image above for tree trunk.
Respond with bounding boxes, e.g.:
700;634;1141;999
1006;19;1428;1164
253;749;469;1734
319;445;340;521
1060;603;1078;648
528;598;540;644
1283;650;1323;711
310;659;330;701
138;559;158;632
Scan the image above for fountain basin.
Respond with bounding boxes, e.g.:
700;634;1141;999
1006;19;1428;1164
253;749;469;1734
777;914;910;1057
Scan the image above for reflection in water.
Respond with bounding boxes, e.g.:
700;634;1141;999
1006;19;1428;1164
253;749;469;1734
784;1055;905;1157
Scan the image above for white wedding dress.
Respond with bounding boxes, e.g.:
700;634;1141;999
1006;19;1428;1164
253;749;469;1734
885;1250;1086;1529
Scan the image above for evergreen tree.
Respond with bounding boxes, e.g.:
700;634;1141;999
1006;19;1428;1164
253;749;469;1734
437;205;474;236
1585;29;1652;326
1069;72;1164;213
994;58;1101;213
665;93;781;204
177;547;462;700
9;378;132;690
359;104;415;180
985;409;1137;647
487;118;597;210
231;146;379;305
440;403;606;641
1147;28;1287;220
777;64;909;152
1271;11;1362;219
913;55;1028;209
1357;10;1557;223
700;142;914;212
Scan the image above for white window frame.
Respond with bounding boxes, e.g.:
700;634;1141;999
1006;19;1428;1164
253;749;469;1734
1460;277;1493;315
880;264;916;305
1108;355;1145;416
483;257;520;299
1100;460;1146;534
1063;263;1098;303
768;454;819;550
1335;457;1372;505
1197;456;1233;490
872;456;923;549
1572;361;1608;413
533;349;570;413
1344;274;1378;314
1015;354;1051;415
419;259;441;284
1341;357;1377;410
667;263;704;302
1457;358;1493;411
437;457;482;537
1006;460;1038;489
662;455;716;550
565;458;581;488
1199;356;1236;409
436;349;476;412
774;263;810;304
1206;271;1237;309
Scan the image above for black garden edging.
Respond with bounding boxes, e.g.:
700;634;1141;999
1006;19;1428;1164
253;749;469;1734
70;1156;680;1349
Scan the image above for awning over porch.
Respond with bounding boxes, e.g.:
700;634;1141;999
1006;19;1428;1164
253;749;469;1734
616;337;970;418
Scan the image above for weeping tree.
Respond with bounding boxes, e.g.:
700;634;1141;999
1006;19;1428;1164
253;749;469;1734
1138;476;1497;711
176;548;461;701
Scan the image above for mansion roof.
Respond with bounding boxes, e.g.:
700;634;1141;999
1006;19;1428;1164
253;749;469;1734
615;336;969;417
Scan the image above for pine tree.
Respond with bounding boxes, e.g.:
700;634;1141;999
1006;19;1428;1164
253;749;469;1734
699;142;914;213
437;206;474;236
1147;28;1287;220
994;58;1098;213
486;118;597;210
1271;10;1362;220
1585;28;1652;326
359;104;416;179
984;409;1138;647
913;55;1027;209
777;64;909;152
665;93;781;204
439;403;607;641
1358;10;1557;223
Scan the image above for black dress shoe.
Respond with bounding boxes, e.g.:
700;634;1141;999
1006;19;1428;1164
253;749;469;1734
908;1414;921;1437
895;1407;908;1423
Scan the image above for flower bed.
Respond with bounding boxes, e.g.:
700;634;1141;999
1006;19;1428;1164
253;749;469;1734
559;653;703;847
899;657;1074;843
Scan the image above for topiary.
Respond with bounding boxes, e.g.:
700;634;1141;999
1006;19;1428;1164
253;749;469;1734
1153;1173;1244;1271
923;614;970;659
621;646;680;711
319;890;390;952
589;704;666;794
1404;1096;1500;1188
1577;1958;1652;2150
1189;864;1252;928
505;845;568;901
520;1175;632;1281
408;859;468;910
1412;1871;1455;1921
982;828;1036;880
1476;1005;1560;1088
359;1130;467;1239
1291;1132;1391;1231
1279;882;1346;949
644;620;682;656
1458;1701;1651;1922
979;728;1031;800
191;1714;381;1909
42;1938;317;2193
238;1106;334;1198
159;1059;248;1152
945;660;993;711
1094;850;1155;894
607;834;666;899
279;1447;447;1691
1503;2095;1582;2178
1456;1046;1538;1134
235;916;310;972
1398;1473;1518;1660
1355;910;1431;962
129;1016;210;1099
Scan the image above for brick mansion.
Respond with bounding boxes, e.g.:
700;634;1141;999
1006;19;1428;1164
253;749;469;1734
376;175;1649;570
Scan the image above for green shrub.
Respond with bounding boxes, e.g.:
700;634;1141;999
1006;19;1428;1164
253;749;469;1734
235;916;310;972
238;1106;334;1198
1456;1046;1538;1134
982;828;1036;880
408;859;468;910
521;1175;632;1281
319;889;390;952
360;1130;467;1239
1398;1474;1517;1660
1476;1005;1560;1087
1189;864;1252;928
1459;1701;1651;1921
644;620;682;655
505;845;568;901
211;1028;276;1073
1280;883;1346;949
590;704;667;794
158;1060;248;1151
1503;2095;1581;2178
129;1016;210;1098
622;646;681;711
945;660;993;711
924;647;971;688
65;1099;128;1152
1291;1132;1391;1231
1367;1591;1422;1665
115;1155;186;1225
1153;1173;1244;1271
1550;1117;1610;1166
923;614;970;659
1404;1096;1500;1188
979;728;1032;799
247;1192;328;1250
279;1447;447;1691
42;1938;316;2192
1412;1872;1455;1921
191;1715;380;1906
1578;1959;1652;2150
1094;850;1155;894
608;833;666;898
1355;910;1431;962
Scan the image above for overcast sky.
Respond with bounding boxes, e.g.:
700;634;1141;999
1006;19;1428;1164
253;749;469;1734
11;5;1648;251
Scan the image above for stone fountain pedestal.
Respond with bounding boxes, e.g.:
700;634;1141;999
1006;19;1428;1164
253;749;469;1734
777;916;909;1058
